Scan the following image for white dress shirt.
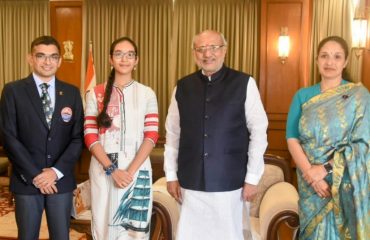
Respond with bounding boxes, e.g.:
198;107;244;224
33;73;63;180
164;76;268;185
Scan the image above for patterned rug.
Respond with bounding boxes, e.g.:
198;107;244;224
0;178;12;217
0;177;86;240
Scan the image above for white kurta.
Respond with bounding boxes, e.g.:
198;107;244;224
85;81;159;240
164;76;268;240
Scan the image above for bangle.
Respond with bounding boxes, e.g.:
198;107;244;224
105;164;117;175
323;162;333;174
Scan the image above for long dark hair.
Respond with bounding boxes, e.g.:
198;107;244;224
97;37;138;128
317;36;352;81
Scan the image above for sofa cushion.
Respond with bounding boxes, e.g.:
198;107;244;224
71;180;91;219
250;164;284;217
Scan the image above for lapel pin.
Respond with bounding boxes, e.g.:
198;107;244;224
59;91;63;96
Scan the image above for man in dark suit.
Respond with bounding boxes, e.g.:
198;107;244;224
0;36;84;240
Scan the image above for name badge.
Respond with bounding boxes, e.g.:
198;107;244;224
61;107;73;122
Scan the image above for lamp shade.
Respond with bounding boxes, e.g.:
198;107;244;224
278;35;290;59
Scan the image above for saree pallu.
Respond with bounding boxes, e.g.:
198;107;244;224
298;83;369;240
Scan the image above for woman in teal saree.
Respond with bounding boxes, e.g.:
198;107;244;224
286;36;369;239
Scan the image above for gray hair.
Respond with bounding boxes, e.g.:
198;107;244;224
192;30;227;49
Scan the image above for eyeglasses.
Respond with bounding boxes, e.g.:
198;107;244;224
34;53;60;63
193;45;225;54
112;51;137;60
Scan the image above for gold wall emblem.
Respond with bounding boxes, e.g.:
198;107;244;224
63;40;74;61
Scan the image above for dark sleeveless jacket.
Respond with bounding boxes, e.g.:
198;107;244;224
176;66;250;192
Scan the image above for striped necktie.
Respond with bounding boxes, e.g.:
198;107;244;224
40;83;54;128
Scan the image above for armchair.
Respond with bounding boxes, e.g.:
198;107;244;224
152;154;299;240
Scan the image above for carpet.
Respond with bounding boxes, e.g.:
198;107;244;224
0;177;86;240
0;178;13;217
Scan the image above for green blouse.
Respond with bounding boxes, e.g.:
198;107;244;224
286;80;349;139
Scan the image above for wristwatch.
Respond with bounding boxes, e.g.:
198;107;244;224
323;162;333;174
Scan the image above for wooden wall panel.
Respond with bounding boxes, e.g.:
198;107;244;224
50;1;82;89
362;0;370;89
260;0;312;166
50;1;84;180
362;50;370;90
264;3;302;113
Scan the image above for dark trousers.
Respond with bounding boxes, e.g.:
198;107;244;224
14;192;73;240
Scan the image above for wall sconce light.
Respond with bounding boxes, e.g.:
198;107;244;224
352;17;368;57
278;27;290;64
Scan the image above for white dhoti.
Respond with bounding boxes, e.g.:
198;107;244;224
176;188;253;240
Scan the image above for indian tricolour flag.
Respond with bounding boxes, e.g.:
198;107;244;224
84;42;96;93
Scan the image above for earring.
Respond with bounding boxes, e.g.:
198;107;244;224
134;66;137;71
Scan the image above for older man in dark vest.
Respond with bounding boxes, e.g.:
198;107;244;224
164;30;268;240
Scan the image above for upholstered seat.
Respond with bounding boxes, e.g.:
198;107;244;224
69;152;299;240
152;154;300;240
152;177;179;239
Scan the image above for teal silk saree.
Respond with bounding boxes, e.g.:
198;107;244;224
298;83;369;239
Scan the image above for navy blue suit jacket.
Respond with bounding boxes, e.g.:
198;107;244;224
0;74;84;194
